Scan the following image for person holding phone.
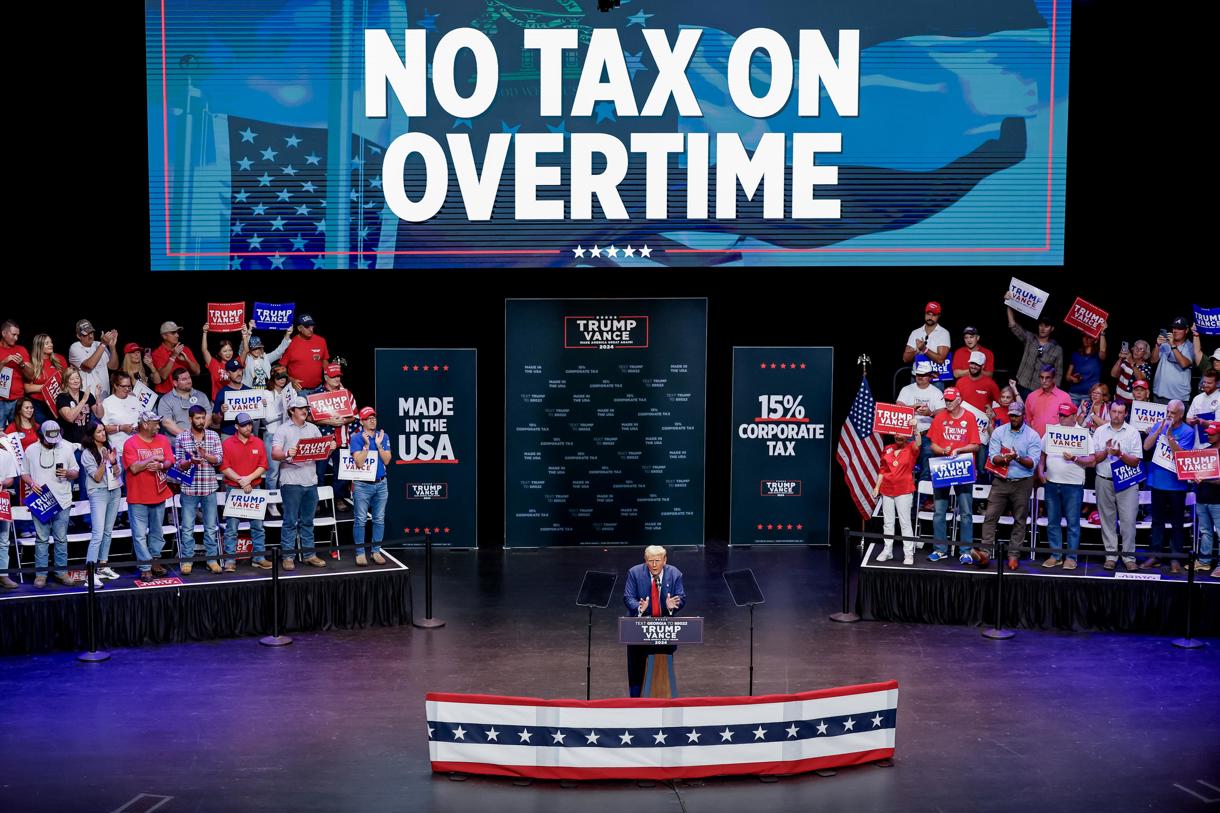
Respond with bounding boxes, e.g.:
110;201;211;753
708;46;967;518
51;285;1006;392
20;421;80;587
1152;317;1194;404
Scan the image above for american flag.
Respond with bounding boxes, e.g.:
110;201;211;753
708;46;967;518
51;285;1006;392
836;377;884;521
427;681;898;781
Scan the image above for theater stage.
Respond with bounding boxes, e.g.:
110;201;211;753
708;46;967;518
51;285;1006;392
2;545;1216;813
856;541;1220;635
0;552;413;655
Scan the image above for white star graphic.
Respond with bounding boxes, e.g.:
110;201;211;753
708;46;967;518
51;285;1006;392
619;731;634;745
653;730;668;745
752;726;767;741
623;245;636;257
518;729;533;743
572;245;586;258
816;721;829;735
686;729;701;743
871;714;884;728
720;728;734;742
590;244;603;258
606;245;620;258
639;244;653;258
427;726;434;738
551;731;566;744
485;727;499;742
585;731;600;745
786;724;799;738
239;127;257;143
843;718;856;731
452;726;466;741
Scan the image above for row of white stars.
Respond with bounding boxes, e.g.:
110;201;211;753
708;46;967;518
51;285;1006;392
573;244;652;259
430;715;884;744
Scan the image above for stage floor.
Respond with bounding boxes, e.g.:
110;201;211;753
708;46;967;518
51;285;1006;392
1;545;1217;813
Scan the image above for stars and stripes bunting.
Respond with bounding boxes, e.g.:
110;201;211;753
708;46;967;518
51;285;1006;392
836;377;885;521
427;681;898;780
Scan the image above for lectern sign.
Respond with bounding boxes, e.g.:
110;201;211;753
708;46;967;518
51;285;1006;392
619;617;704;645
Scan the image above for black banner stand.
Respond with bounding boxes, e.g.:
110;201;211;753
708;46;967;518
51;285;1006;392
723;568;765;696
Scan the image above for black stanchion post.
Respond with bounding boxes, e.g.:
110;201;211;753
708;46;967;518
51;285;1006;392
77;561;111;663
260;547;292;647
830;528;860;623
1173;550;1205;650
586;605;594;701
982;541;1015;640
748;603;755;696
414;530;445;629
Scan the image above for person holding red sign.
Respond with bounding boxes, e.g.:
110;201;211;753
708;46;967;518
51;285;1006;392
281;314;329;392
0;320;32;430
221;412;270;570
150;321;201;395
124;410;177;582
926;388;981;564
1186;369;1219;442
25;334;66;425
982;402;1042;570
871;417;921;565
272;396;327;570
200;323;249;400
1152;318;1194;404
0;439;18;590
1195;423;1220;578
310;363;358;507
1141;400;1195;574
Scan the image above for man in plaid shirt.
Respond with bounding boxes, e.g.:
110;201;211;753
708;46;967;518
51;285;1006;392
173;404;225;574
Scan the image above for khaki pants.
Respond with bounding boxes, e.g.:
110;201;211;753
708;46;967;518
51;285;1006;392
980;476;1033;560
1095;476;1138;562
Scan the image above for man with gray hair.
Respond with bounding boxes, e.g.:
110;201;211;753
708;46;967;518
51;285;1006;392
1091;401;1143;571
1141;399;1194;573
623;545;686;697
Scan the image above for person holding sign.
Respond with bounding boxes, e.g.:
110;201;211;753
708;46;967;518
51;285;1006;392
1186;370;1219;443
272;396;327;570
200;324;248;401
80;421;123;581
1091;402;1145;571
350;407;392;566
221;412;270;570
927;388;981;564
310;363;358;506
241;323;292;389
0;319;32;430
1140;400;1195;573
125;410;177;582
25;334;66;425
212;360;254;436
1006;296;1063;395
20;421;80;588
174;405;225;575
150;322;200;396
981;402;1042;571
1038;404;1095;570
871;417;921;565
897;360;946;484
1192;423;1220;578
0;440;19;590
1065;329;1106;409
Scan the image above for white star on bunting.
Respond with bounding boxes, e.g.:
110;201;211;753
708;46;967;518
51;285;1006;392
816;721;829;735
686;730;701;743
871;714;884;728
752;726;767;741
452;726;466;741
590;245;603;258
720;728;734;742
485;727;499;742
585;731;600;745
786;724;799;738
843;718;856;731
518;729;532;743
653;731;668;745
551;731;566;744
619;731;634;745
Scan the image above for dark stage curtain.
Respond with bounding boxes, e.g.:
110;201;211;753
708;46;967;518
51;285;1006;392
0;571;413;655
857;567;1219;635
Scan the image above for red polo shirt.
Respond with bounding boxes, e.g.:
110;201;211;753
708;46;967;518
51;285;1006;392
954;374;1002;412
221;433;265;487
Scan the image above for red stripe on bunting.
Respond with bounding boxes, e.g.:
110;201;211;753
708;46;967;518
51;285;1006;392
427;680;898;708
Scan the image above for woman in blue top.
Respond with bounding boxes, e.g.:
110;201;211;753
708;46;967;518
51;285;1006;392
1066;330;1106;408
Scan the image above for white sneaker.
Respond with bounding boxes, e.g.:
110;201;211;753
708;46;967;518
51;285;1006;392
903;555;914;565
876;547;893;562
97;567;120;580
90;574;105;589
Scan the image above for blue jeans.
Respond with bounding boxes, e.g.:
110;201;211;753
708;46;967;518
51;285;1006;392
316;449;349;501
0;398;15;429
179;492;219;562
352;479;388;556
129;501;168;573
0;518;11;572
224;486;267;564
932;486;974;554
33;509;70;577
1197;502;1220;567
262;434;281;489
280;484;318;557
915;434;933;483
86;487;121;563
1044;481;1083;560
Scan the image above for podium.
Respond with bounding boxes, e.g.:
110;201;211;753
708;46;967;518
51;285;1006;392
619;617;704;698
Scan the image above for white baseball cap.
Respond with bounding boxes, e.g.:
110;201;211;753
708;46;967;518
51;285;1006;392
968;351;986;366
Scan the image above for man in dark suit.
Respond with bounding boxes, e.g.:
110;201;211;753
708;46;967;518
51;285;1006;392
623;545;686;697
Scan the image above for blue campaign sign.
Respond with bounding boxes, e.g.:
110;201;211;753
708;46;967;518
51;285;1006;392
1111;459;1146;493
252;302;295;330
24;489;63;524
730;347;833;546
929;455;977;488
1194;304;1220;336
375;348;477;547
165;465;194;486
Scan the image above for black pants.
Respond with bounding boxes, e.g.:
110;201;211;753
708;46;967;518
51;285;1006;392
627;644;676;697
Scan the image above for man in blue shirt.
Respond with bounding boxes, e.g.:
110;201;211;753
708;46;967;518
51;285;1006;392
980;401;1042;570
1140;399;1194;573
350;406;392;566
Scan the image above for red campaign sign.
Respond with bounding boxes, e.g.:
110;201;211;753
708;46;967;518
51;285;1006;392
872;403;915;437
207;302;246;331
0;492;10;522
134;577;184;588
1174;448;1220;482
1063;297;1108;338
291;437;336;462
984;446;1011;479
307;389;354;420
234;537;253;554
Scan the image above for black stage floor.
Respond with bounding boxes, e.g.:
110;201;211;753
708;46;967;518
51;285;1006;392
2;545;1217;813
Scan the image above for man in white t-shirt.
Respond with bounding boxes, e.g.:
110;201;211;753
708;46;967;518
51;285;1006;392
68;319;119;400
1186;369;1219;443
1091;401;1144;571
902;301;952;386
21;421;81;587
102;371;143;457
1038;404;1095;570
898;360;947;483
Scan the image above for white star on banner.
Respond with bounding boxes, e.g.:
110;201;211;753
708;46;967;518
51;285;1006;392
619;731;634;745
687;730;701;743
720;728;734;742
585;731;600;745
653;731;668;745
639;245;653;257
623;245;636;257
552;731;566;744
843;718;856;731
485;727;499;742
573;245;586;258
590;244;603;258
871;714;884;728
816;721;829;735
786;724;799;738
752;726;767;741
606;245;620;258
518;730;532;743
452;726;466;741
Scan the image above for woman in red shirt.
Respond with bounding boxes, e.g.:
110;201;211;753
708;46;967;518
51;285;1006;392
871;418;921;565
26;334;66;424
5;396;40;502
200;324;248;400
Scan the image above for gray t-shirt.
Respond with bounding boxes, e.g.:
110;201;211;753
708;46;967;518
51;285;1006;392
80;447;122;494
274;420;322;487
156;388;212;434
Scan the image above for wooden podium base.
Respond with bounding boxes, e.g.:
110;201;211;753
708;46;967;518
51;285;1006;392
643;653;678;698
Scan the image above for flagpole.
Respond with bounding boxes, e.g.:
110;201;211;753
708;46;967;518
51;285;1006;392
857;354;871;533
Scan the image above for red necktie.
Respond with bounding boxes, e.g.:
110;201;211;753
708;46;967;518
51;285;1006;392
650;576;661;617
